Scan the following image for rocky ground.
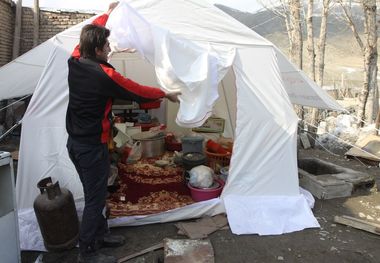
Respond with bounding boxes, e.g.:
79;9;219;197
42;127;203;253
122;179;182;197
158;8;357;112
19;147;380;263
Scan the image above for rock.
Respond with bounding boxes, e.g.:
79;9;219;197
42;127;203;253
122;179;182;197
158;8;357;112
319;231;329;237
358;212;366;218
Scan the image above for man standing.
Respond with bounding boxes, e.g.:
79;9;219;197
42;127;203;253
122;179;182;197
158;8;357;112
66;3;180;263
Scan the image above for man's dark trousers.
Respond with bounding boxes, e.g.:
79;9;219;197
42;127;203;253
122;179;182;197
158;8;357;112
67;137;109;254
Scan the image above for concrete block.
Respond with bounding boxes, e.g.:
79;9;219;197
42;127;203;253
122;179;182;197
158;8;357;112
299;172;353;199
298;158;374;199
299;133;311;149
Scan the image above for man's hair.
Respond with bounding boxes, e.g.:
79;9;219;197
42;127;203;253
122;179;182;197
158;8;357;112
79;24;110;58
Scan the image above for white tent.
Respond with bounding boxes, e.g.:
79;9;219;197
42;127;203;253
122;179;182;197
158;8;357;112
1;0;344;250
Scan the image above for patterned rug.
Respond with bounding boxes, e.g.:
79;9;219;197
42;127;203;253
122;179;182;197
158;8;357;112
107;154;194;217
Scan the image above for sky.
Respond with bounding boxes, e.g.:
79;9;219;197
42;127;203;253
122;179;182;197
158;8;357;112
22;0;264;13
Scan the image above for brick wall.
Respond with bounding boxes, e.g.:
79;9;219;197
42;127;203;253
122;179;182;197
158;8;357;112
38;11;94;43
0;0;15;66
0;0;94;64
20;7;34;55
20;8;94;55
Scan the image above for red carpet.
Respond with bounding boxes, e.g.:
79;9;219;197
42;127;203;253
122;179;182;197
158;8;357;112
107;154;194;217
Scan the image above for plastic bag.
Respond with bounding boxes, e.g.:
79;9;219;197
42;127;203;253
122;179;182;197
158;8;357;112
127;141;142;163
189;165;214;188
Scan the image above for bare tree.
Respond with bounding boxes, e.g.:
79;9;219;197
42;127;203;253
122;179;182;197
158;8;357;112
306;0;316;80
311;0;331;126
316;0;331;88
338;0;378;127
376;109;380;135
261;0;305;120
289;0;303;68
260;0;332;128
260;0;304;68
305;0;317;128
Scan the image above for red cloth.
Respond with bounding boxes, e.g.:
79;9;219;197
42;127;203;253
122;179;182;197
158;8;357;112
108;155;193;217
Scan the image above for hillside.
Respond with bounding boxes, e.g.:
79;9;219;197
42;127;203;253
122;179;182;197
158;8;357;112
215;4;367;88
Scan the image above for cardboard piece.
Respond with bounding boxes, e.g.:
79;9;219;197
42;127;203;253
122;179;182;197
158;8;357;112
117;242;163;263
164;238;214;263
345;134;380;162
175;214;228;239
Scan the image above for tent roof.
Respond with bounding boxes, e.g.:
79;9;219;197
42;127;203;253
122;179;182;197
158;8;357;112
0;0;343;111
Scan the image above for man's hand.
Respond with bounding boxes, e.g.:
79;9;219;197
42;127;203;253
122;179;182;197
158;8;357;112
165;91;181;103
107;2;119;15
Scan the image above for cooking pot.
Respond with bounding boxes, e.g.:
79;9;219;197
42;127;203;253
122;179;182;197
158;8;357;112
131;132;165;158
182;152;207;171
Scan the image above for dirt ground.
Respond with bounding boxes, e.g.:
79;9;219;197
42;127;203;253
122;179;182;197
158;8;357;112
18;147;380;263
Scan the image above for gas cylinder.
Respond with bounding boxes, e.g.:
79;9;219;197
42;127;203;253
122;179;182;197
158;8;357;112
33;177;79;251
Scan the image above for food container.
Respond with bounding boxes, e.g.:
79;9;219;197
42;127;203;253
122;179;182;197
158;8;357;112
155;160;169;167
182;152;207;171
131;132;165;158
181;136;204;154
188;179;224;202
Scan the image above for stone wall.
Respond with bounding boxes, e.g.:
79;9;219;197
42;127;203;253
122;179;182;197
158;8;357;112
0;0;15;66
0;0;94;65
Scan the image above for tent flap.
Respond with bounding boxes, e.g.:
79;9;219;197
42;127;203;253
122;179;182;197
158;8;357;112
9;0;336;251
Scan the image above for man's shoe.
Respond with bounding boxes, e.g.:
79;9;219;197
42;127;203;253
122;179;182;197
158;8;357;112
78;252;116;263
100;234;125;248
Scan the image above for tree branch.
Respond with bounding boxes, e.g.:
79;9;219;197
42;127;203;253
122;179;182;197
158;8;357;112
337;0;365;54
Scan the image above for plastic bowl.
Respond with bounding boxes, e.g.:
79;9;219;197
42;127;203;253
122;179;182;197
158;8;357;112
187;179;224;202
